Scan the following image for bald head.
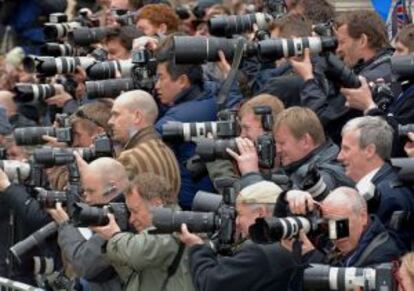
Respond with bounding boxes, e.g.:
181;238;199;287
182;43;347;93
115;90;158;125
0;91;17;117
87;157;129;193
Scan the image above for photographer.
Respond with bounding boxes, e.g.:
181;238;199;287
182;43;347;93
232;107;353;196
107;90;181;198
105;25;144;60
47;156;128;291
291;10;392;143
0;90;37;128
179;180;299;291
338;116;414;250
288;187;402;267
155;36;219;209
92;173;194;291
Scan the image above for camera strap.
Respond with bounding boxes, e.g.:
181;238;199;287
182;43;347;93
216;37;246;112
159;241;185;291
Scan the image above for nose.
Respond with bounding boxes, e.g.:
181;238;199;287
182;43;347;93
337;149;344;161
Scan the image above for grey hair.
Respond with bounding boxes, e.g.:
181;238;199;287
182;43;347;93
341;116;393;160
325;187;367;216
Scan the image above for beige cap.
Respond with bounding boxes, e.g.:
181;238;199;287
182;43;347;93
237;181;283;204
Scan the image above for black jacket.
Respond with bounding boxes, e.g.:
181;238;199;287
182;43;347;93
240;140;354;196
189;242;299;291
369;163;414;251
300;49;393;144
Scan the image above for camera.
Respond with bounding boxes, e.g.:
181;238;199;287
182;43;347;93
72;202;130;231
85;78;135;99
130;48;157;92
40;43;79;57
87;60;133;80
398;124;414;136
173;36;338;64
68;27;109;46
208;13;273;37
390;158;414;185
115;12;138;26
14;126;72;145
150;182;236;254
33;134;113;167
0;160;31;183
23;56;96;77
36;188;67;208
249;211;349;244
303;263;396;291
162;110;239;142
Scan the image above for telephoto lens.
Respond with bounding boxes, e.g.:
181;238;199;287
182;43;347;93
26;57;97;77
14;127;72;145
249;216;312;243
303;263;396;291
33;147;95;167
87;60;133;80
208;13;273;37
0;160;31;182
40;43;78;57
44;21;82;40
85;78;135;98
150;207;217;234
13;83;57;104
36;188;67;208
398;124;414;136
195;138;237;161
68;27;109;46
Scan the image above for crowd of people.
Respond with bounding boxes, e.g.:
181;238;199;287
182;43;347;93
0;0;414;290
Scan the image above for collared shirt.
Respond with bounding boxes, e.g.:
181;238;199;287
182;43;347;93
356;167;381;198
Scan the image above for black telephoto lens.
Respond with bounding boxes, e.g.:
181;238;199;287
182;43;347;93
150;207;216;234
72;203;110;227
87;60;133;80
14;127;57;145
68;27;109;46
86;78;135;99
195;138;237;161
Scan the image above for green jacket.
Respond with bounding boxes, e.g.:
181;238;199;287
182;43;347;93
105;230;195;291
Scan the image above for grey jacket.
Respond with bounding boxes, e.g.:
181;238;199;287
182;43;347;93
105;230;195;291
57;223;122;291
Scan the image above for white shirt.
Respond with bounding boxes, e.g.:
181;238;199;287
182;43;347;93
356;167;381;200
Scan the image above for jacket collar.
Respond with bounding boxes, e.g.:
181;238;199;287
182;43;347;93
124;126;160;150
371;163;394;185
283;139;337;175
352;48;392;75
172;84;203;106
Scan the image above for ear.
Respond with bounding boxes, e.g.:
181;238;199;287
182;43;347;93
363;143;377;160
158;23;168;34
177;74;191;90
300;133;315;150
150;197;163;207
360;33;369;48
133;109;144;125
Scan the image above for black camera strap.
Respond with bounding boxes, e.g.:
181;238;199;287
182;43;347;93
216;37;246;112
159;241;185;291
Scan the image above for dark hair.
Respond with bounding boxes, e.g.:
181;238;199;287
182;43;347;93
106;25;144;50
396;24;414;52
156;34;204;87
302;0;335;24
126;173;175;205
70;99;114;134
335;11;388;51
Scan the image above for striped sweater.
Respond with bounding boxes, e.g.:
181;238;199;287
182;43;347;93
117;126;181;199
